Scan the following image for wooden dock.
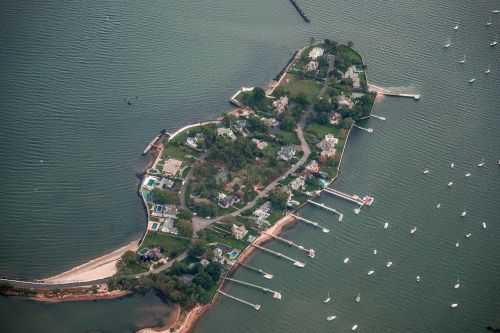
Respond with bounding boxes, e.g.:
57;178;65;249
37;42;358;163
306;200;345;222
218;290;261;310
323;188;364;206
262;231;315;258
290;213;331;232
251;244;305;268
223;277;282;299
237;262;273;279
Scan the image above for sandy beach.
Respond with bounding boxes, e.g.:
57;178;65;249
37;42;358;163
44;239;140;283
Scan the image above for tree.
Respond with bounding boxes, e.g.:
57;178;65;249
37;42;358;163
187;242;206;259
177;220;193;237
340;117;354;129
268;189;289;210
151;188;178;205
280;115;296;131
204;262;223;281
177;209;193;221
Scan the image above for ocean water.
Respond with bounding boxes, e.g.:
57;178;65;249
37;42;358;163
0;0;499;332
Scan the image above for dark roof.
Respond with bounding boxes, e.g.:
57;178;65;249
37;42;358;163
216;243;231;254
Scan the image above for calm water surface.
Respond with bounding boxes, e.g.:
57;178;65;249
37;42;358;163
0;0;499;332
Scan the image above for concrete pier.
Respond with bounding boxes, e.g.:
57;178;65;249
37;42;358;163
323;188;364;206
223;277;282;299
251;244;305;268
290;213;331;232
218;290;261;310
262;232;315;258
237;262;273;279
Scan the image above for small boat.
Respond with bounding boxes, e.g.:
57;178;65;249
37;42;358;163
483;222;487;229
344;257;350;263
354;208;361;214
448;181;453;187
352;324;358;331
454;277;460;289
455;240;460;248
454;22;459;30
486;14;492;26
490;35;498;46
459;55;466;64
423;169;430;174
451;162;454;168
386;261;393;267
465;172;471;177
461;211;467;217
451;303;458;309
494;10;500;13
478;160;485;167
384;222;389;229
373;249;378;255
327;315;337;321
324;292;331;303
444;36;451;48
469;78;475;83
368;270;375;276
355;294;361;303
485;64;491;74
416;275;421;282
410;226;417;234
273;292;282;300
466;233;471;238
437;203;441;208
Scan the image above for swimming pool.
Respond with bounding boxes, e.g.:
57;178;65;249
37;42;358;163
155;205;164;213
147;179;155;186
151;223;159;230
229;250;239;260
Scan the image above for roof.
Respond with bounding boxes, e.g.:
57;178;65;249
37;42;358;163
309;47;324;60
162;158;183;176
215;243;231;254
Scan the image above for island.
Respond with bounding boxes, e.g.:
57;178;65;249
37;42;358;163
1;40;377;332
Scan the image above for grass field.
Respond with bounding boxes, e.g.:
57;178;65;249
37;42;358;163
337;45;363;66
140;232;190;258
277;74;322;103
206;229;247;251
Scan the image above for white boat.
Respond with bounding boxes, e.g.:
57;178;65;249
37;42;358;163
478;160;485;167
483;222;487;229
469;78;475;83
444;36;451;48
459;55;466;64
327;315;337;321
455;240;460;248
448;181;453;187
384;222;389;229
264;274;273;279
273;292;282;300
355;294;361;303
454;277;460;289
423;169;430;174
454;22;459;30
368;270;375;276
386;261;393;267
461;211;467;217
437;203;441;208
352;324;358;331
465;172;471;177
373;249;378;255
486;14;492;26
490;36;498;46
344;257;350;263
410;226;417;234
294;261;305;268
451;303;458;309
466;233;471;238
354;208;361;214
485;64;491;74
494;10;500;13
416;275;421;282
324;292;331;303
451;162;454;168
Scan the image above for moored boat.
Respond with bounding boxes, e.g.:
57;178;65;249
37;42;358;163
324;292;331;303
410;226;417;234
451;303;458;309
344;257;350;263
448;181;453;187
384;222;389;229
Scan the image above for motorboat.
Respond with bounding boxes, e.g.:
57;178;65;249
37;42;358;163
444;36;451;48
493;10;500;13
324;292;331;303
478;160;485;167
273;292;282;300
455;241;460;248
437;203;441;208
423;169;430;174
352;324;358;331
466;233;471;238
459;54;466;64
483;222;487;229
294;261;305;268
486;64;491;74
454;277;460;289
368;270;375;276
416;276;421;282
454;22;459;30
373;249;378;255
386;261;393;267
410;226;417;234
451;162;454;168
384;222;389;229
490;35;498;46
451;303;458;309
448;181;453;187
469;78;475;83
354;208;361;214
344;257;350;263
465;172;471;177
355;294;361;303
327;315;337;321
486;14;492;26
461;211;467;217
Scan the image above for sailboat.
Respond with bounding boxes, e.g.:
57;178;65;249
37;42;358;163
410;226;417;234
451;303;458;308
324;292;331;303
490;35;498;46
483;222;487;229
459;55;466;64
373;249;378;255
454;277;460;289
486;14;492;26
444;36;451;48
469;78;475;83
493;10;500;13
384;222;389;229
368;270;375;276
454;21;459;30
478;160;485;167
485;64;491;74
386;261;393;267
465;172;471;177
461;210;467;217
352;324;358;331
451;162;454;168
448;181;454;187
436;203;441;208
466;233;471;238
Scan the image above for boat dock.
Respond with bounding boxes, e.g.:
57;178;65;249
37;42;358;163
323;188;364;206
237;262;273;279
143;130;165;155
381;92;421;100
353;124;373;133
291;213;331;232
371;114;386;120
262;232;315;258
251;244;305;268
306;200;345;222
223;277;282;299
289;0;310;22
217;290;260;310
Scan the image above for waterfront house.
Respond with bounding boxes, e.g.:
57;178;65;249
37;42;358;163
342;66;361;89
324;134;339;145
272;95;289;114
163;205;178;219
161;218;179;235
262;117;280;127
278;145;297;161
195;133;206;143
329;112;341;125
162;158;183;177
253;201;271;220
309;47;324;60
317;171;330;179
304;60;319;72
213;243;231;259
217;127;236;141
186;137;198;149
290;177;306;190
151;204;164;218
306;160;320;173
337;95;354;110
231;119;247;133
316;140;336;157
158;177;175;189
231;224;248;240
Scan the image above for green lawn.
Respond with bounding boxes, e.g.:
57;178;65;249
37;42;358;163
140;232;190;258
206;230;247;251
277;74;322;103
162;144;191;161
337;45;363;66
267;209;286;225
275;129;300;145
305;122;341;140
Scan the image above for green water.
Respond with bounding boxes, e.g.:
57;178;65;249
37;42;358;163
0;0;499;332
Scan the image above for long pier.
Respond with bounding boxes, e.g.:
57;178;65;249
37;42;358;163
143;130;165;155
262;232;315;258
371;114;386;120
353;124;373;133
251;244;305;268
237;262;273;279
306;200;346;222
223;277;282;299
323;188;364;206
218;290;261;310
289;0;310;22
381;92;421;100
291;213;331;232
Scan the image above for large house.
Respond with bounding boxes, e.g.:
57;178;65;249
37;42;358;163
306;160;320;173
316;140;336;157
329;112;341;125
324;134;339;144
337;95;354;110
218;195;238;209
162;158;183;177
231;224;248;240
304;60;319;72
309;47;324;60
272;96;289;114
278;145;297;161
342;66;361;89
253;201;271;220
290;177;306;190
252;138;268;150
217;127;236;141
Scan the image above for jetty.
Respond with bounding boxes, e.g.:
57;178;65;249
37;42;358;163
217;290;261;310
262;231;315;258
143;130;165;155
237;262;273;279
371;114;386;120
223;277;282;299
353;124;373;133
381;92;421;100
291;213;332;231
251;244;305;268
323;188;364;206
306;200;347;222
229;87;254;108
289;0;310;22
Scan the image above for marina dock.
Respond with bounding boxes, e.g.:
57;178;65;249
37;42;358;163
289;0;310;22
306;200;344;222
251;244;305;268
218;290;261;310
262;232;315;258
223;277;282;299
237;262;273;279
323;188;364;206
291;213;331;231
